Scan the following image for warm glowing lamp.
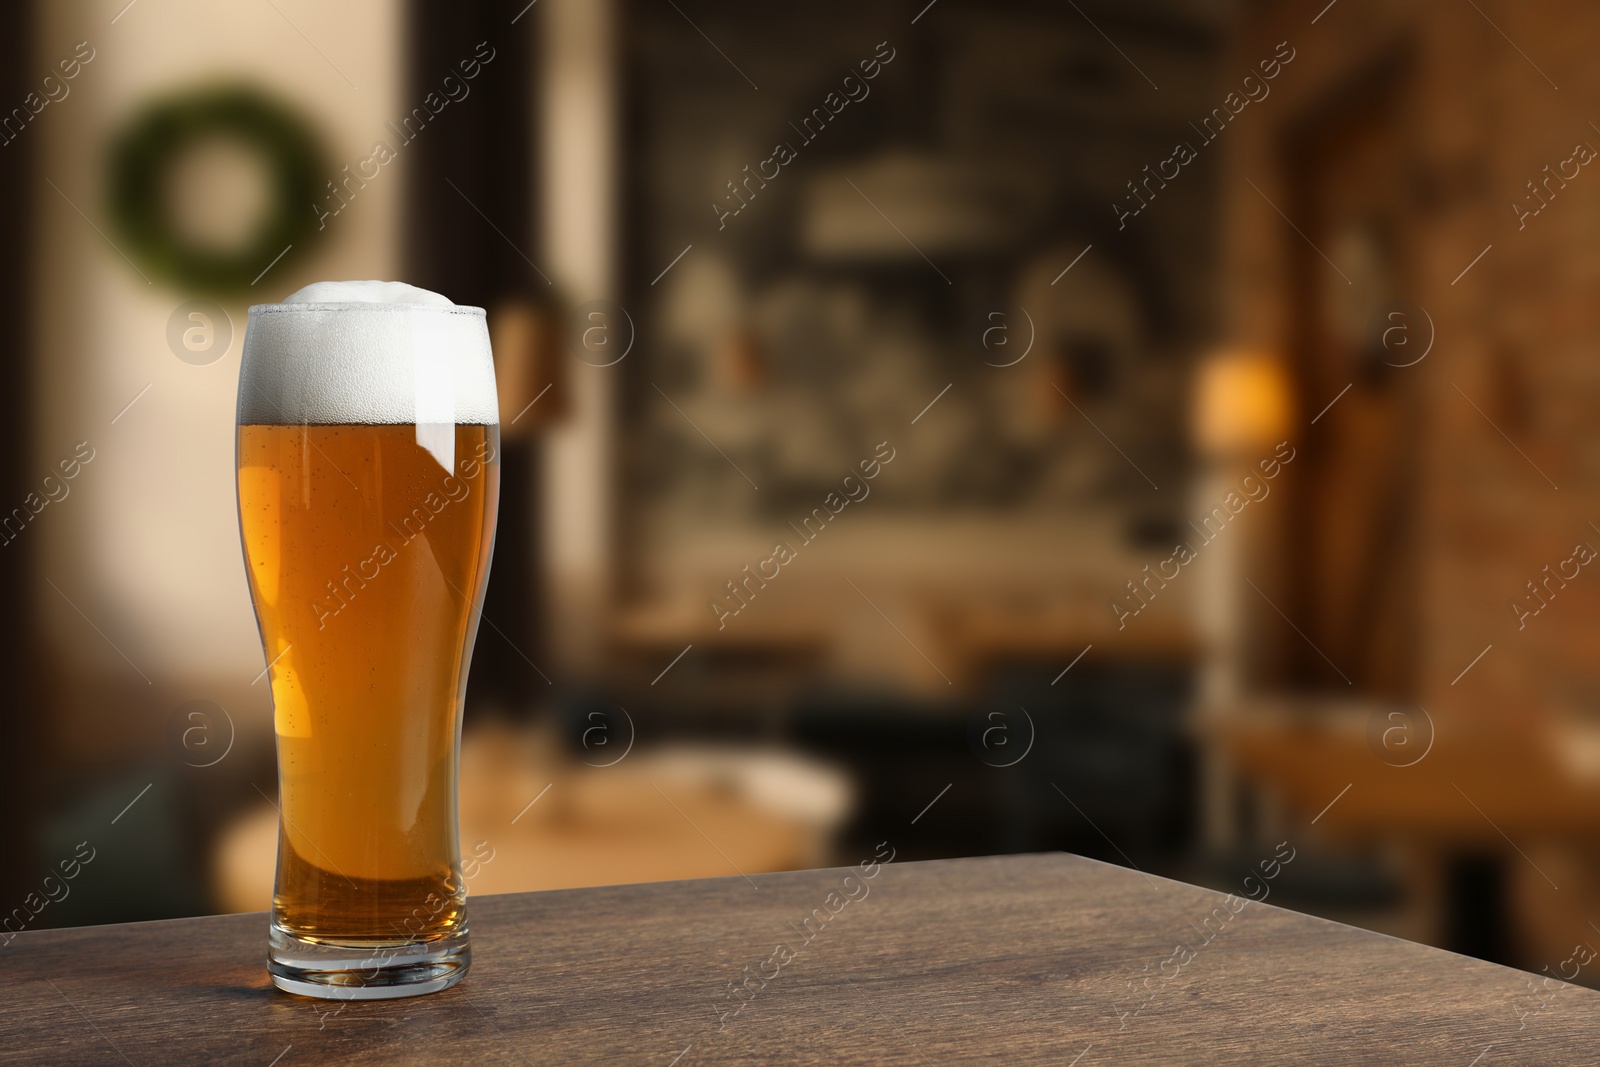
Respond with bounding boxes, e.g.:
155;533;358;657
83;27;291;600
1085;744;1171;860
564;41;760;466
1192;347;1293;457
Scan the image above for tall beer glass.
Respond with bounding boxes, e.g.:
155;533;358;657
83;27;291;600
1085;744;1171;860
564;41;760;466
236;283;499;998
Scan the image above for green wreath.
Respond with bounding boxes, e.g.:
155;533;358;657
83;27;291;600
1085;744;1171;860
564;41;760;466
108;84;328;296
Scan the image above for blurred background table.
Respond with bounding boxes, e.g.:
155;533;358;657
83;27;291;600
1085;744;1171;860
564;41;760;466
212;724;855;909
1219;708;1600;841
1210;703;1600;966
6;853;1597;1064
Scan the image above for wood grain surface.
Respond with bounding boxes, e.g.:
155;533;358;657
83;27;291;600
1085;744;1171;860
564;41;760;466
4;852;1598;1064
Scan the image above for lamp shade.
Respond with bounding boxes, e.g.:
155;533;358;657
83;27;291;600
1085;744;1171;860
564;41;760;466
1192;347;1293;456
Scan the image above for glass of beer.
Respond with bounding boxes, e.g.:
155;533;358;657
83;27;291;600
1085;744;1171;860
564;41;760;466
236;282;500;998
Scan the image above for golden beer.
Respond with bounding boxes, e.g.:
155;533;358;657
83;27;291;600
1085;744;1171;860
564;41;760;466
238;284;499;998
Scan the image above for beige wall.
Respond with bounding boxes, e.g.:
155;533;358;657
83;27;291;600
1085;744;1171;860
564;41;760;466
34;1;402;750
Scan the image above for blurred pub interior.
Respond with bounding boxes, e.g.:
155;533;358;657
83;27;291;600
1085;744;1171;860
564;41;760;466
6;0;1600;983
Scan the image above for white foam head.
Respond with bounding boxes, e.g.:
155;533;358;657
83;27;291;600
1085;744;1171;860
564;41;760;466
281;280;458;307
239;281;498;426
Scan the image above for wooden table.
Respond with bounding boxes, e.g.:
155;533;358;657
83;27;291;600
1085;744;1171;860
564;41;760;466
6;854;1597;1064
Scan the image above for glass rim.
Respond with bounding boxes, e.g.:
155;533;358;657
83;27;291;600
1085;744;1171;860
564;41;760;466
247;302;487;317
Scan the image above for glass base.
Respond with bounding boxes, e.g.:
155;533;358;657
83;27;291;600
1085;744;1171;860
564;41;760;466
267;921;470;1000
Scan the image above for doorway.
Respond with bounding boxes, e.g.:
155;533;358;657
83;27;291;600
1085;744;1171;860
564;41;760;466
1281;49;1422;699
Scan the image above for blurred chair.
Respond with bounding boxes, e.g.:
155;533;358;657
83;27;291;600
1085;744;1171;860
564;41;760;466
999;661;1195;870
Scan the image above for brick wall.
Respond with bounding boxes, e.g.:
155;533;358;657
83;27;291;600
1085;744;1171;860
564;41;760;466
1227;0;1600;726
